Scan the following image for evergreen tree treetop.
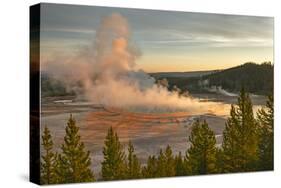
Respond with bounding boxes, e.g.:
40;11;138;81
56;114;94;183
41;126;57;184
126;140;141;179
174;151;186;176
42;126;53;151
257;95;274;170
102;126;126;180
186;120;217;174
222;88;258;172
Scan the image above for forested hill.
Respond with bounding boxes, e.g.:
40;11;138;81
151;62;273;95
203;62;273;95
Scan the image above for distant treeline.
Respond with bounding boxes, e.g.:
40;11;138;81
41;74;72;97
153;62;273;95
205;62;273;95
40;89;273;185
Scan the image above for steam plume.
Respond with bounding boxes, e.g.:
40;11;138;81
42;13;222;114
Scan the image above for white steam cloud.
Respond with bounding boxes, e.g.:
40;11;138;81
42;13;222;114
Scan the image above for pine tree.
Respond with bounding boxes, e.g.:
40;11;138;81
41;126;57;184
186;120;217;175
101;126;126;180
126;141;141;179
222;88;258;172
56;114;94;183
142;146;176;178
215;148;224;174
156;149;166;177
174;152;186;176
150;146;176;177
257;95;273;170
142;155;157;178
163;145;175;177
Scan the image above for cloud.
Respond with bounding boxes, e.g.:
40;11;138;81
40;4;273;72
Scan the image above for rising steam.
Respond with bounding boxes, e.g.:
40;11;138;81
42;13;222;114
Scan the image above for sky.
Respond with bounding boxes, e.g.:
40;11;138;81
40;3;274;72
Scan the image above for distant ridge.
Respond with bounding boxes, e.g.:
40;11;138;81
149;70;220;79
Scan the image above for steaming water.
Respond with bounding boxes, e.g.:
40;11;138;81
41;94;265;178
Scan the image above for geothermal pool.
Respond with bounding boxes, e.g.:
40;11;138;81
40;94;266;177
